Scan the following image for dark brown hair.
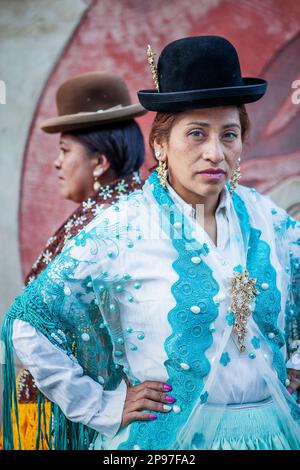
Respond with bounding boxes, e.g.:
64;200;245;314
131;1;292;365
69;120;145;177
149;104;251;155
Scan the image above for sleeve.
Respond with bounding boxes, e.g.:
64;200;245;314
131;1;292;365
12;319;127;438
270;203;300;364
285;215;300;370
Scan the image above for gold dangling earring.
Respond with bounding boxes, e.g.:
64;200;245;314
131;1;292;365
155;151;168;189
230;158;241;195
93;168;104;192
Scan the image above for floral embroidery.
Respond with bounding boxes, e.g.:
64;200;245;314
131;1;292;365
251;336;261;349
226;312;234;326
191;433;205;448
200;391;209;404
46;235;57;247
82;198;96;211
74;215;87;227
99;185;113;200
42;250;52;265
220;352;231;366
115;179;129;195
64;220;74;232
92;204;105;216
132;171;142;184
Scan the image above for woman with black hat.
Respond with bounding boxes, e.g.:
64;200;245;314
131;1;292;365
3;36;300;450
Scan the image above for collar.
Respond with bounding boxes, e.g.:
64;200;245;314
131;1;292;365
216;185;231;217
166;182;231;219
166;182;195;218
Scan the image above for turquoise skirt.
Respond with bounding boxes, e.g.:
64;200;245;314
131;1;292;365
95;398;299;450
198;399;293;450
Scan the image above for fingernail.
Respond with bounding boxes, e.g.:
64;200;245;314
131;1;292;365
166;395;176;403
149;413;157;420
163;384;172;391
163;405;172;412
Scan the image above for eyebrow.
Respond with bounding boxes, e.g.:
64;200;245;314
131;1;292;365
185;121;241;129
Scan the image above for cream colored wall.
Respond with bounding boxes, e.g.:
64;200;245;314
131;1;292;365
0;0;86;322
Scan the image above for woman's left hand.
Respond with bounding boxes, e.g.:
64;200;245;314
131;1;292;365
287;368;300;403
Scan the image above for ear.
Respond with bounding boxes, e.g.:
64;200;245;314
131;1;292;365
91;153;111;174
153;138;167;162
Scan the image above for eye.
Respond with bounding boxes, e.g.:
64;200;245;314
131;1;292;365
222;131;238;141
187;129;206;138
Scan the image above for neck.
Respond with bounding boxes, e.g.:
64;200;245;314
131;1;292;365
168;179;222;219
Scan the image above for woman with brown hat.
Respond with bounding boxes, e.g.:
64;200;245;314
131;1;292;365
3;36;300;450
10;72;146;450
25;71;146;283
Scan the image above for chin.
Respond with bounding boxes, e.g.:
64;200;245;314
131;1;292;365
195;184;223;197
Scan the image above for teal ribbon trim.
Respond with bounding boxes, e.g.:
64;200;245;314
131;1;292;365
119;172;220;449
232;191;300;423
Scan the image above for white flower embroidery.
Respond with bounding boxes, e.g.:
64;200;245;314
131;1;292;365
115;179;129;194
92;204;105;216
42;250;53;265
74;215;87;227
64;220;74;232
100;185;113;200
46;235;57;247
132;171;141;184
32;254;42;269
83;198;96;211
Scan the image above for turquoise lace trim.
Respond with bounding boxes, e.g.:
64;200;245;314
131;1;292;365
232;192;300;423
118;172;220;450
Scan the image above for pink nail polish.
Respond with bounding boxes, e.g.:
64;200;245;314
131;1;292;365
166;395;176;403
163;384;172;391
149;414;157;420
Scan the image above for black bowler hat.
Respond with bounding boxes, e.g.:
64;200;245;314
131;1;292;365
138;36;267;112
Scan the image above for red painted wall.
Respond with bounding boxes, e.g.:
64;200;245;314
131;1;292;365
20;0;300;276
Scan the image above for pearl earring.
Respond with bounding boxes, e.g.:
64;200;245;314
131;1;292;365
93;168;104;192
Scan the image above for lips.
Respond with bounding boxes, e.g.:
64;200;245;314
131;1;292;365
197;168;225;175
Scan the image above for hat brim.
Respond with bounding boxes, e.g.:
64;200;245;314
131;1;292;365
138;78;267;112
40;104;147;134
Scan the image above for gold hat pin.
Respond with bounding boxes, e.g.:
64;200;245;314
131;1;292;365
147;44;159;91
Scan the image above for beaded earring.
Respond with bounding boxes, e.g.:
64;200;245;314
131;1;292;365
155;151;168;189
229;159;241;195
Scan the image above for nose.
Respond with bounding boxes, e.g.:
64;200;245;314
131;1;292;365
202;136;225;164
54;151;63;170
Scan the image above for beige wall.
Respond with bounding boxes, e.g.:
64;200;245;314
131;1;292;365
0;0;86;323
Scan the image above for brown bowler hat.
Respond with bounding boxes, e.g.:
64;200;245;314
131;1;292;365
41;72;147;133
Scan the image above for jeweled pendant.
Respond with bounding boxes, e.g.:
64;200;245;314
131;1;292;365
229;268;258;353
